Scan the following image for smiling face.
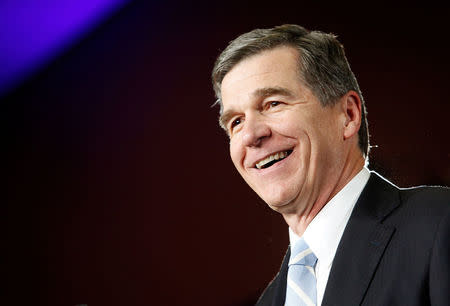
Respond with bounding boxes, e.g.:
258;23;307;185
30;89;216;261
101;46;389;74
220;46;352;214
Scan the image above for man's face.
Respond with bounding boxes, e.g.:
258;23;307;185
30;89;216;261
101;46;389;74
220;46;348;213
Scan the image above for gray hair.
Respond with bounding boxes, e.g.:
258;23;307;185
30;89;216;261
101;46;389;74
211;24;369;157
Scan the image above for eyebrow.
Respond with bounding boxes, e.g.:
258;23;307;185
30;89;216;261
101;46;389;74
219;86;294;129
252;86;294;99
218;110;234;131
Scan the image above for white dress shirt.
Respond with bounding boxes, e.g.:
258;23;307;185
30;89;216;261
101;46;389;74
288;167;370;306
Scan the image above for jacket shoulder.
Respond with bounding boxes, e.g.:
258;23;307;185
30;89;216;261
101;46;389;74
400;184;450;206
369;171;450;216
397;184;450;220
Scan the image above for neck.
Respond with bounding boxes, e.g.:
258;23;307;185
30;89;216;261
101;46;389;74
283;152;365;237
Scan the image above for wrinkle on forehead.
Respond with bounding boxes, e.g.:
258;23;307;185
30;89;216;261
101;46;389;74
222;66;299;91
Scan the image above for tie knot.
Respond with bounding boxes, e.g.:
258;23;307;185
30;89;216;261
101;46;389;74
289;238;317;267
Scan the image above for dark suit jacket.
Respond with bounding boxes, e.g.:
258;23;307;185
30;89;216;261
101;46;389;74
256;172;450;306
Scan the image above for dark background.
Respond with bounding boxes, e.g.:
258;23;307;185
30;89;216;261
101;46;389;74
6;1;449;305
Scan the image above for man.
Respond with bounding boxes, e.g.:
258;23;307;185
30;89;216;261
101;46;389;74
211;24;449;306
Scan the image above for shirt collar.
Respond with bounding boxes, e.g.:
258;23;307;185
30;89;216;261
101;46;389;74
289;167;370;266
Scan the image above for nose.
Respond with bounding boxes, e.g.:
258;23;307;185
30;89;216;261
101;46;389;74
241;113;271;147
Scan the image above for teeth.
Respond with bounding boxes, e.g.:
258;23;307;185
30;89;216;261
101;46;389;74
256;151;288;169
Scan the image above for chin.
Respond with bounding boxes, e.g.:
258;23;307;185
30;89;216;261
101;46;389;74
267;200;297;214
259;190;296;210
255;180;305;213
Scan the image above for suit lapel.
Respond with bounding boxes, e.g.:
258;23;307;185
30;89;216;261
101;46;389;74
255;247;289;306
322;172;400;306
272;248;289;306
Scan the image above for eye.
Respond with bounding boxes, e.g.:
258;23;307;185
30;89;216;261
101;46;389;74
230;117;242;130
270;101;281;107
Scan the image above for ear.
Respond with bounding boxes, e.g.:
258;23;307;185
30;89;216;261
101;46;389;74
341;91;362;140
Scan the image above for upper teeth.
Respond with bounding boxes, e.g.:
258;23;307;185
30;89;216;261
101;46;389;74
255;151;288;169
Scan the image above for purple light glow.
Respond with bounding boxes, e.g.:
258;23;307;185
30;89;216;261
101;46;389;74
0;0;130;97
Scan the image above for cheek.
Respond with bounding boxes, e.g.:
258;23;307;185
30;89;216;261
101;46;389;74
274;111;309;134
229;140;242;169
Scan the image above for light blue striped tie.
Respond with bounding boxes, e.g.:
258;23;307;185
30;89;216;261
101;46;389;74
285;238;318;306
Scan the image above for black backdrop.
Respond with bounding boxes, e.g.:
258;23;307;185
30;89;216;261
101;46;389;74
6;1;450;305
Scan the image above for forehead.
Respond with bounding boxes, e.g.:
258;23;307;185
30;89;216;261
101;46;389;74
220;46;302;107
